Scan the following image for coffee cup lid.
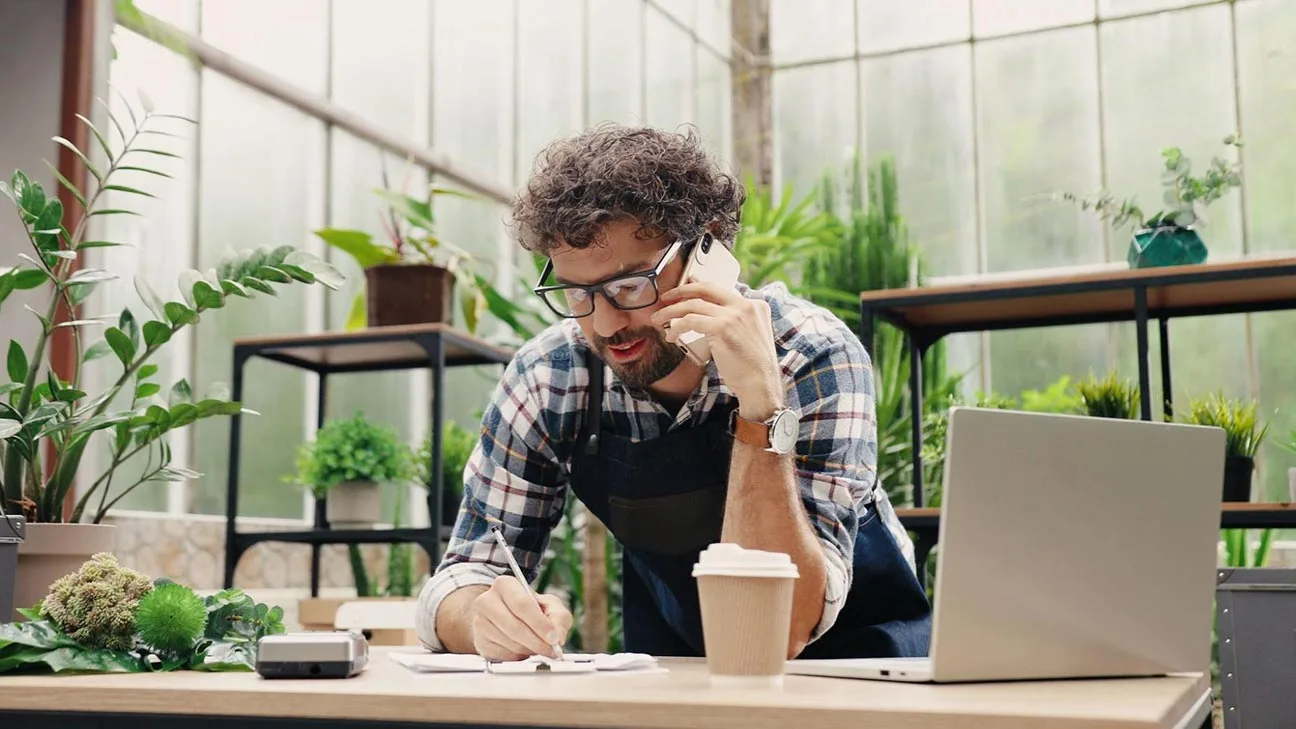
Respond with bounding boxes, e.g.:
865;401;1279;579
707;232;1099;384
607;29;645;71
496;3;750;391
691;543;799;579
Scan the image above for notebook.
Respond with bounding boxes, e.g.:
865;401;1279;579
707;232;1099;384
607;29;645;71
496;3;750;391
389;651;659;674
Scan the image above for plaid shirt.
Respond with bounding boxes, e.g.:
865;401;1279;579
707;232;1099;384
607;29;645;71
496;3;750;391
415;281;915;651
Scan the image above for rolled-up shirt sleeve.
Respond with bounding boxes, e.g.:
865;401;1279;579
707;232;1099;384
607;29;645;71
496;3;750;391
415;354;568;652
786;337;878;642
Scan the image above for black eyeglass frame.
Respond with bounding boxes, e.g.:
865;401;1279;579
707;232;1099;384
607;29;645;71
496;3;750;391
531;237;689;319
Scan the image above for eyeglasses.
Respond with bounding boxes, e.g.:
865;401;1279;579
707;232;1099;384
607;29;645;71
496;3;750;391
533;239;686;319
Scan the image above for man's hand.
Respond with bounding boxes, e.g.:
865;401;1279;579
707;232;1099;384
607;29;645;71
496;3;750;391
469;576;573;661
652;281;784;420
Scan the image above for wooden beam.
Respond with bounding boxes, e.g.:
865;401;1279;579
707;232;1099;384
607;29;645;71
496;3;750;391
730;0;773;188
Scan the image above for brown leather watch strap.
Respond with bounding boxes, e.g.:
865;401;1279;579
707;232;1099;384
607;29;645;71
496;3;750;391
730;411;770;449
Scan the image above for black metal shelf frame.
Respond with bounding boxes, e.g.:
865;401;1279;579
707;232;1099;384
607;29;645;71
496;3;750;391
859;260;1296;509
221;327;513;596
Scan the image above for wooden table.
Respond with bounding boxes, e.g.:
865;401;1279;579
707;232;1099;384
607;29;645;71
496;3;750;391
0;647;1212;729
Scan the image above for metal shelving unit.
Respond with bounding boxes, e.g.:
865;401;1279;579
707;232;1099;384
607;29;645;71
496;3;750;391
220;323;513;596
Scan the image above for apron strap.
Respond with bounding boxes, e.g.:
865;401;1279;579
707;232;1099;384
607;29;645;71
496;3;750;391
583;354;604;455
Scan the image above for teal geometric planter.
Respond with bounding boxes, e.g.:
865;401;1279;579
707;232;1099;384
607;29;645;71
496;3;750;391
1127;225;1209;269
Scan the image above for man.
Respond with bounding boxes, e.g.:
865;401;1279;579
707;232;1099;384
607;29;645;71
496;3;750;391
415;124;931;661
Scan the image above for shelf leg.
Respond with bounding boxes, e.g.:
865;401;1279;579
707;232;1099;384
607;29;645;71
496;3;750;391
311;372;328;599
417;333;447;570
1134;286;1152;421
223;347;251;589
909;334;925;508
1159;317;1173;420
859;302;875;361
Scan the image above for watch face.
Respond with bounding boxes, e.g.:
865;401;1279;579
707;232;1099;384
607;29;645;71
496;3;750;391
770;410;799;453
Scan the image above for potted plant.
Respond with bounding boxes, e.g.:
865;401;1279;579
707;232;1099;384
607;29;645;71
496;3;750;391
1186;392;1269;503
0;516;22;622
313;170;491;331
1074;372;1140;419
0;99;343;620
289;411;415;530
1058;135;1242;269
416;421;477;527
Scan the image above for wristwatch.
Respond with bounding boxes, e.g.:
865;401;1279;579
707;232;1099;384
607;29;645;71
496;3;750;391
729;407;800;455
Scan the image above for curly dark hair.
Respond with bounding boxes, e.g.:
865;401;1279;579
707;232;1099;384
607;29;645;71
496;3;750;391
509;124;745;254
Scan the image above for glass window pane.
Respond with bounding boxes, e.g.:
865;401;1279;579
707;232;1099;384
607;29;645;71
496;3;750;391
975;27;1104;273
857;0;970;55
1099;0;1218;19
1099;4;1242;261
1236;0;1296;254
973;0;1094;38
91;0;200;513
517;0;584;182
772;60;857;200
189;0;329;518
696;49;733;163
331;0;430;140
432;0;515;189
1257;311;1296;503
698;0;732;57
988;324;1118;407
645;6;695;131
862;45;977;277
588;0;644;125
655;0;695;28
771;0;855;64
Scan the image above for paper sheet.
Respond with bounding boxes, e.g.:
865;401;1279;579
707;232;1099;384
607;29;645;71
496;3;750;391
389;651;658;674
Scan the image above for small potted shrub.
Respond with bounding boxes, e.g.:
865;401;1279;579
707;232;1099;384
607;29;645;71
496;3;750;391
1075;372;1140;420
1058;135;1242;269
290;412;415;529
416;421;478;527
1186;392;1269;503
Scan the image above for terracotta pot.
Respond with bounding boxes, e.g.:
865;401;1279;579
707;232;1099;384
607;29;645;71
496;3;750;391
326;481;382;530
14;522;116;621
365;263;454;328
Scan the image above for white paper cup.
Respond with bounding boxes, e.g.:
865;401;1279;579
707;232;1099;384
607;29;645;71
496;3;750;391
693;543;799;685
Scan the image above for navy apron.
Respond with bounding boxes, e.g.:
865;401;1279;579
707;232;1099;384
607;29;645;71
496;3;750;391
567;356;932;659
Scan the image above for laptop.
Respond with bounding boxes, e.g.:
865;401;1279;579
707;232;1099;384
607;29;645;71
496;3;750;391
787;406;1225;683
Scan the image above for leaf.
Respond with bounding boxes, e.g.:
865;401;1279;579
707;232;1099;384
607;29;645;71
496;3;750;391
283;251;344;290
7;342;28;384
115;164;172;179
0;383;20;397
12;269;48;290
192;279;224;310
67;283;97;306
344;291;366;330
206;382;231;402
88;208;141;218
168;402;198;427
277;263;316;284
44;161;86;210
137;363;159;380
83;340;112;363
54;388;86;403
119;308;140;351
102;184;156;199
75;112;115;164
219;279;250;298
0;421;20;439
129;148;183;160
52;136;103;183
164;301;198;326
104;327;135;366
134;275;168;321
239;277;275;297
169;379;192;406
143;320;171;347
254;266;292;284
311;228;395;268
11;170;46;218
66;268;117;285
135;382;161;400
177;270;202;309
31;199;64;256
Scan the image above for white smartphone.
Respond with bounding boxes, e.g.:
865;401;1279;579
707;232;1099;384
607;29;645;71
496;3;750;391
674;233;741;366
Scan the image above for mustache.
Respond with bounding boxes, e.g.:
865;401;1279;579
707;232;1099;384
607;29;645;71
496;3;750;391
596;327;663;349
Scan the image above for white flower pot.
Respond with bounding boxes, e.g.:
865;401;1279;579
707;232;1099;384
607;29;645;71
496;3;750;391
326;481;382;529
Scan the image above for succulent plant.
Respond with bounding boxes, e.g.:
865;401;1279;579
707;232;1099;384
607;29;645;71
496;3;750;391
39;552;153;651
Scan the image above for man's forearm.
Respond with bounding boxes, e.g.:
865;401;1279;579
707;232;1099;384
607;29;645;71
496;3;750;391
722;437;828;658
433;584;489;654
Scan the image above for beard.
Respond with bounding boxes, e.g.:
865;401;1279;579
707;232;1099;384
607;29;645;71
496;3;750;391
594;326;687;389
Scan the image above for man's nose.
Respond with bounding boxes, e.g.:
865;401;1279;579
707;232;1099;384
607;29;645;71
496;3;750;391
589;296;629;339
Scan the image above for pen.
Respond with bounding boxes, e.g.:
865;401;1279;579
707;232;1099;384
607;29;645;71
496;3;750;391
490;523;564;659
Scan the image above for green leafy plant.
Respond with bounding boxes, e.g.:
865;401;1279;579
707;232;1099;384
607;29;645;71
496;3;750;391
1019;376;1085;415
1075;372;1140;420
1185;391;1269;459
415;421;477;502
313;167;489;331
0;554;285;674
0;95;343;524
1059;135;1243;232
732;176;837;288
290;411;415;499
